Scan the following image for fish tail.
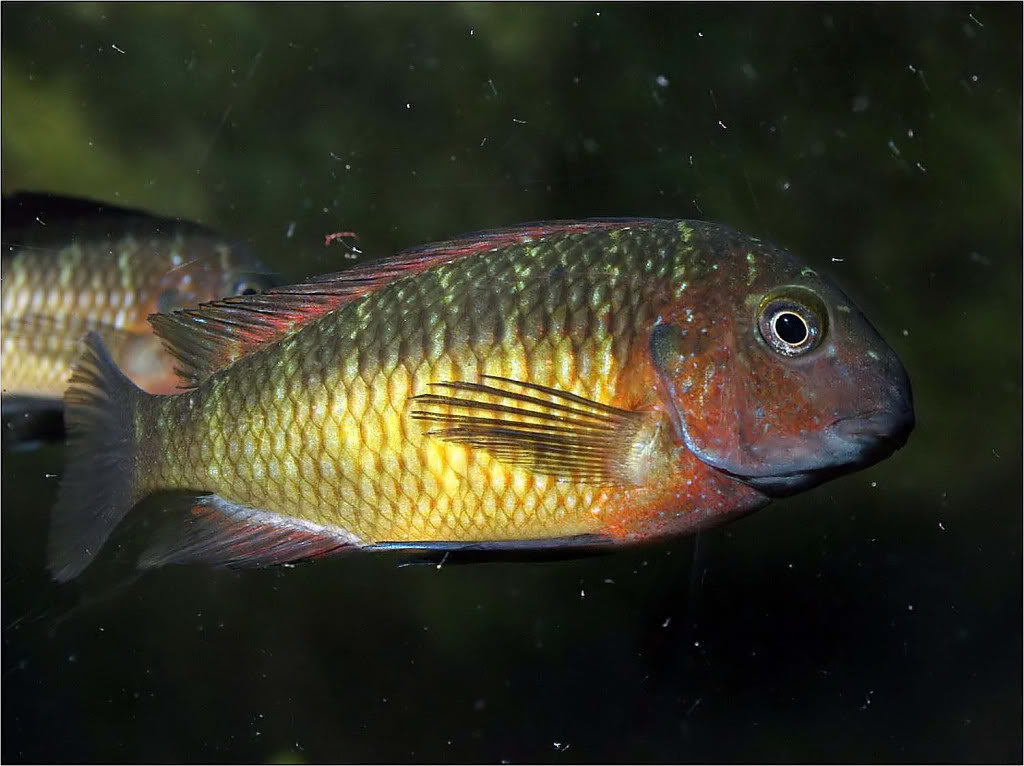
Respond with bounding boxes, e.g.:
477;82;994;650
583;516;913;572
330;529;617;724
48;331;146;582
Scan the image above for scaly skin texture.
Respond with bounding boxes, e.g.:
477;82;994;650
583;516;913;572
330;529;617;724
1;206;269;397
139;222;769;544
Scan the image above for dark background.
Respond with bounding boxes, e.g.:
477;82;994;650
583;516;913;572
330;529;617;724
2;4;1021;762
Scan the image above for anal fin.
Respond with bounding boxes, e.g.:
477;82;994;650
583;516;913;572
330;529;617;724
140;494;358;570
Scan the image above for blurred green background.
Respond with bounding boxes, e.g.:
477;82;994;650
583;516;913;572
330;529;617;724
2;3;1021;762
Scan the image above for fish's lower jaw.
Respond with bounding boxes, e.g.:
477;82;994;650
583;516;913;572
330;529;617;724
692;404;915;498
721;439;905;498
733;469;826;497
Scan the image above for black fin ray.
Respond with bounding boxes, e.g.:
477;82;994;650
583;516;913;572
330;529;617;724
410;375;644;485
371;534;615;566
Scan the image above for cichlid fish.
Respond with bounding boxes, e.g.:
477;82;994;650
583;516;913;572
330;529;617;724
48;219;914;581
1;192;276;405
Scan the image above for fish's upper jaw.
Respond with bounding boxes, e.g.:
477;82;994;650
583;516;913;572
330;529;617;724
830;405;915;455
717;402;915;497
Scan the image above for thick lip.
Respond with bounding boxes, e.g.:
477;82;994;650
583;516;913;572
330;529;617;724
830;406;915;454
714;406;915;496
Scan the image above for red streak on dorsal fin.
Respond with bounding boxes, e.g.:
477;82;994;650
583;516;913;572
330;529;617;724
150;219;642;388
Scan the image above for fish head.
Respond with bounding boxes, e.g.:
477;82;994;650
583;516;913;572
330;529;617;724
129;240;278;393
650;233;914;497
146;239;278;318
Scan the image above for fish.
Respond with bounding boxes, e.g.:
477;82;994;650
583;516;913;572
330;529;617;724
1;192;277;408
47;219;914;581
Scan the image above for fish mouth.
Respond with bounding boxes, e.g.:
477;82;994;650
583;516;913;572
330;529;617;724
721;405;916;497
829;406;915;455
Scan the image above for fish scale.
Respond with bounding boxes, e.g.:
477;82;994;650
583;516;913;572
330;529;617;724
140;228;678;543
1;193;275;401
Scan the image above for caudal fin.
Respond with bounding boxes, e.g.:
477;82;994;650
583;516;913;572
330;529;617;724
48;332;144;582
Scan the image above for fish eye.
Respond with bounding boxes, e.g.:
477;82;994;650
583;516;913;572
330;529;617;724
773;311;808;345
757;289;827;357
233;279;263;296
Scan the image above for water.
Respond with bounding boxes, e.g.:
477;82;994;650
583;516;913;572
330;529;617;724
2;5;1021;762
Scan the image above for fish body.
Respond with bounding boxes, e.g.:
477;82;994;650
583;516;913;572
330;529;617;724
49;219;914;580
1;193;275;402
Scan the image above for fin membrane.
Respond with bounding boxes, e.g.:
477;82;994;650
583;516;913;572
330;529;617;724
140;495;355;569
410;375;643;485
49;332;143;582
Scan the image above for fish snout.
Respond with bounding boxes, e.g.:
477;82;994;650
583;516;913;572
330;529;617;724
830;398;915;459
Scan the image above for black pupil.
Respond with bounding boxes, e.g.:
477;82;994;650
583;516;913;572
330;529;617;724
239;286;258;295
775;312;807;344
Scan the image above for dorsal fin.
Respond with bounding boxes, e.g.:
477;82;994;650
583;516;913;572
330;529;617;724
3;191;159;229
2;191;224;249
150;219;642;388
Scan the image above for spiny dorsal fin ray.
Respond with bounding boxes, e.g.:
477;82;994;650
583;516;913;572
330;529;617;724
149;219;642;389
410;375;645;486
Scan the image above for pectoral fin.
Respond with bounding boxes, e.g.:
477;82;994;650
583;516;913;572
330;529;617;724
410;375;644;485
